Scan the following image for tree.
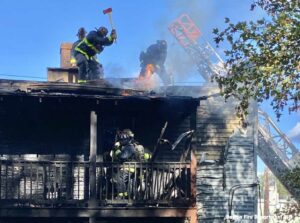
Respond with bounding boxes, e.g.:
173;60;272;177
284;167;300;191
276;177;290;199
213;0;300;120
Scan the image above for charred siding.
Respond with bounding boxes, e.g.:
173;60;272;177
195;96;257;223
156;115;193;162
165;85;258;222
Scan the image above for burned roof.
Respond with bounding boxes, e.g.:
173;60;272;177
0;79;200;114
0;79;142;97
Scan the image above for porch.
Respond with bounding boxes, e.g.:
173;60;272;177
0;159;195;207
0;80;199;222
0;158;197;223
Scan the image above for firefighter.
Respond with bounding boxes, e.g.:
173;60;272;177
111;129;151;199
70;27;87;67
74;26;117;82
139;40;171;85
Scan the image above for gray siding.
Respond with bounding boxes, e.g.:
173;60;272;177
166;85;258;222
195;94;257;223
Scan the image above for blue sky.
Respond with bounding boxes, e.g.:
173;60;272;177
0;0;265;79
0;0;299;172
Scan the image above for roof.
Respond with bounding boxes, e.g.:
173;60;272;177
0;79;201;113
0;79;142;97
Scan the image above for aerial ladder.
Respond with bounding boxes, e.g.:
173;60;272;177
168;14;300;200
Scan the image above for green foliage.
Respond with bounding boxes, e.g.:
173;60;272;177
284;167;300;189
213;0;300;120
258;171;290;199
275;167;300;219
275;202;300;222
275;177;289;199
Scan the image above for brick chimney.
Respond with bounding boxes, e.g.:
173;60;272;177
60;42;73;68
47;42;78;83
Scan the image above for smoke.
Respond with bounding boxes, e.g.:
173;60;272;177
104;63;126;78
155;0;217;83
105;66;161;91
288;122;300;143
105;1;218;91
165;0;215;29
166;46;195;82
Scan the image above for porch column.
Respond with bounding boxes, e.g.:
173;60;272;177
89;111;97;223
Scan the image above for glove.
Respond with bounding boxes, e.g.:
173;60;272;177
110;29;117;40
70;57;77;67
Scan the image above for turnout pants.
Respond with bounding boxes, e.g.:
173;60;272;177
116;170;130;197
74;53;104;80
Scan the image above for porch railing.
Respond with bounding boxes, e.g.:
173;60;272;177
0;160;194;208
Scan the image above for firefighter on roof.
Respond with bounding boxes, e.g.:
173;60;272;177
70;27;86;67
139;40;171;85
74;26;117;82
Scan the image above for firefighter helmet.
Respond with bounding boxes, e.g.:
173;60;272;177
77;27;86;40
117;129;134;139
116;129;134;145
97;26;108;36
157;40;167;49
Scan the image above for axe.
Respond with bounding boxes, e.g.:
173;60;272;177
103;7;114;29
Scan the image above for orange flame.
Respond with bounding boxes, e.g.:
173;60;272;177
144;64;154;79
136;64;159;90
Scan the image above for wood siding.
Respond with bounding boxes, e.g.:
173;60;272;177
195;95;257;223
166;85;258;223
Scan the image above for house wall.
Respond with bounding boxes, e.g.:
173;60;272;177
196;96;257;223
0;83;258;223
0;95;197;162
96;110;195;162
0;92;199;222
0;100;90;155
166;85;258;223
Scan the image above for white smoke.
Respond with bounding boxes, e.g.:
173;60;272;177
104;63;126;78
161;0;216;83
166;0;215;29
105;0;218;90
288;122;300;143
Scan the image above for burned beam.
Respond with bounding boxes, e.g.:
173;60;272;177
89;111;97;208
